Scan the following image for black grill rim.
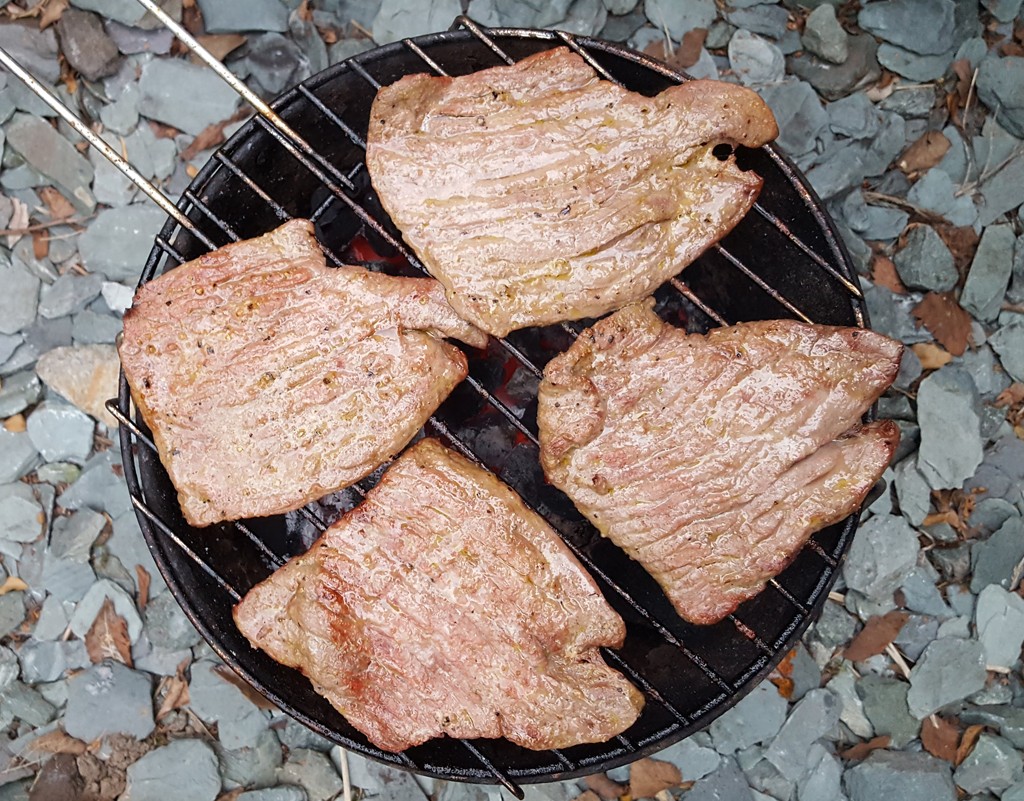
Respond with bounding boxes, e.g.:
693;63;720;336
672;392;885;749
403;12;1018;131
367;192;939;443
115;21;870;796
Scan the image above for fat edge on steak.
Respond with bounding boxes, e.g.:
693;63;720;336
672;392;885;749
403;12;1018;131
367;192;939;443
118;219;488;527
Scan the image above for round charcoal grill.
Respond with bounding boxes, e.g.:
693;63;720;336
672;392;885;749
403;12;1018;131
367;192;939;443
113;18;871;796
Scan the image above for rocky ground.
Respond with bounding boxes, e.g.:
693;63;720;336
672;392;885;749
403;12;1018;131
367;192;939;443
0;0;1023;800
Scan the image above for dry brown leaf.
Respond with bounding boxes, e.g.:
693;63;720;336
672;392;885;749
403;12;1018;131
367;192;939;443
871;254;907;294
629;758;682;799
996;383;1024;408
32;230;49;261
935;224;980;274
27;730;87;756
194;33;247;62
84;598;133;667
673;28;708;70
39;186;76;220
216;790;245;801
921;510;959;528
921;716;960;762
135;566;151;611
898;131;950;174
956;724;986;765
4;413;27;432
212;663;279;711
840;735;891;761
583;772;626;800
38;0;67;29
912;291;972;357
769;648;797;699
0;575;28;595
844;610;910;662
156;674;190;720
911;342;953;370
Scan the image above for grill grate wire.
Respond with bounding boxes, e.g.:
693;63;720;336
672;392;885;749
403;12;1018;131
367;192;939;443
100;16;872;796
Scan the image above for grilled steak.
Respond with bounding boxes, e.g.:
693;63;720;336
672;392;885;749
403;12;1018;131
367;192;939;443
366;47;778;337
234;438;644;751
538;302;902;625
119;220;487;527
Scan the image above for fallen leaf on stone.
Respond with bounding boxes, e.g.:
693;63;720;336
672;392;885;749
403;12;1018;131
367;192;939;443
912;291;972;356
135;566;151;612
181;107;249;161
215;790;245;801
212;663;279;711
921;510;959;529
194;33;247;61
0;576;28;595
911;342;953;370
5;197;29;247
935;224;980;274
629;758;682;799
27;730;87;756
85;598;133;667
899;131;951;174
921;715;959;762
871;254;907;294
844;610;910;661
156;674;190;720
770;647;797;699
38;186;76;220
583;772;627;800
840;735;891;761
38;0;67;29
573;792;601;801
956;724;985;765
673;28;708;69
32;229;48;261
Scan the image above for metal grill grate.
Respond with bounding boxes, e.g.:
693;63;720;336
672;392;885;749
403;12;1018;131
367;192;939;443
109;18;870;797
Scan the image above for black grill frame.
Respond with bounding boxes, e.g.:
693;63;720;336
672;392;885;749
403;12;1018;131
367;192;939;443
114;19;869;798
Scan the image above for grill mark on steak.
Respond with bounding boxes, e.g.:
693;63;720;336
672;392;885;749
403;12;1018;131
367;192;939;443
233;438;644;752
366;46;779;337
118;219;487;527
537;301;903;625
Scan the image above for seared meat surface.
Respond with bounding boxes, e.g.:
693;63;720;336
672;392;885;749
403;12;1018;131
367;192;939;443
366;47;778;337
538;302;902;625
119;219;486;527
234;438;644;752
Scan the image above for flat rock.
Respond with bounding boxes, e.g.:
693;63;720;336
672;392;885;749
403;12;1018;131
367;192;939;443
900;564;952;618
978;150;1024;227
971;517;1024;595
686;757;753;801
70;0;181;28
38;273;104;321
142;591;200;650
58;449;131;518
956;345;1011;401
990;318;1024;384
68;578;144;642
103;20;174;55
40;551;96;603
123;739;220;801
857;673;920;748
729;29;785;85
218;728;284;792
877;43;957;82
894;458;930;526
278;748;343;801
56;8;121;81
0;430;38;484
32;595;70;641
786;33;880;101
189;660;270;750
17;639;88;683
907;637;988;718
644;0;715;39
0;255;40;337
64;660;154;741
843;513;919;601
137;57;239;136
709;681;788;754
194;0;289;32
725;4;790;39
0;593;26;638
808;599;857;649
372;0;463;44
961;706;1024;750
828;92;879;140
844;750;955;801
0;482;44;544
802;4;847;64
238;789;307;801
906;168;976;227
50;508;105;562
0;681;56;728
764;689;841;780
827;663;873;738
893;224;958;292
649;735;720;782
35;343;119;428
977;56;1024;139
954;733;1023;795
858;0;955;54
961;223;1015;322
966;436;1024;505
73;309;124;346
26;401;94;464
4;114;94;213
76;204;167;284
983;0;1024;21
976;584;1024;670
756;79;828;160
0;22;60;84
798;744;842;801
917;366;983;491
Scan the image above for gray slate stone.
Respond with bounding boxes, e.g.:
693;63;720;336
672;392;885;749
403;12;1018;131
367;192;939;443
138;57;239;136
239;789;307;801
58;450;132;518
977;56;1024;140
336;748;426;799
103;20;173;55
644;0;715;39
806;111;905;198
0;256;40;336
4;114;94;213
57;8;121;81
978;150;1024;228
32;595;70;641
965;436;1024;506
962;224;1015;322
900;564;952;617
961;707;1024;750
26;401;94;463
843;513;919;601
906;168;977;227
757;79;829;159
72;309;123;346
808;599;857;649
709;681;788;754
653;736;721;782
726;4;790;39
828;92;879;140
971;518;1024;594
991;319;1024;384
0;645;18;693
372;0;462;44
0;593;26;638
195;0;289;32
0;681;56;728
798;744;842;801
877;43;956;82
0;22;60;84
907;637;988;718
858;0;955;55
142;591;200;650
827;664;873;738
954;734;1023;795
17;639;88;683
894;458;930;526
77;204;167;283
729;30;785;85
38;273;104;320
857;673;920;748
50;508;106;562
917;366;983;491
278;748;343;801
0;482;44;544
189;660;269;750
976;584;1024;670
802;3;847;64
893;224;958;292
844;750;955;801
69;578;144;642
788;33;880;101
686;757;753;801
64;660;154;741
123;739;220;801
983;0;1024;21
0;430;38;484
956;345;1012;401
764;689;841;780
